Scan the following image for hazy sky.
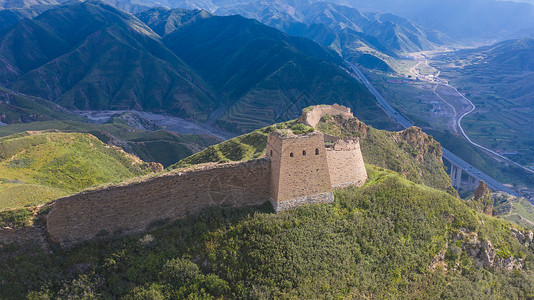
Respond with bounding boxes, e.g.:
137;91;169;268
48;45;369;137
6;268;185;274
505;0;534;4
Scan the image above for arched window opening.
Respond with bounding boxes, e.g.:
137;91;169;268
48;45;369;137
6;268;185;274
270;150;273;157
303;150;307;156
315;148;320;155
290;152;294;158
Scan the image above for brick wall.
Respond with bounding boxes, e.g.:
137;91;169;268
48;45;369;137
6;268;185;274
266;130;333;212
327;140;367;188
47;159;271;245
299;104;354;128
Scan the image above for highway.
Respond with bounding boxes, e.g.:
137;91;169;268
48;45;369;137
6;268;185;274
346;62;521;197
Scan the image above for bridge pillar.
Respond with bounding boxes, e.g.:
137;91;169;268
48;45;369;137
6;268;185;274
466;175;480;191
450;164;463;189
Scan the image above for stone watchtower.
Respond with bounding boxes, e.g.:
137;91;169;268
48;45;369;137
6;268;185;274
266;104;368;212
266;130;334;212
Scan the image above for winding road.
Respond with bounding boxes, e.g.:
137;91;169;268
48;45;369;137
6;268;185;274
346;61;521;197
410;58;534;175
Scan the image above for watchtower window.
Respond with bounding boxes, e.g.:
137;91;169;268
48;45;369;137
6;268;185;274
290;152;294;158
270;150;273;157
303;150;307;156
315;148;319;155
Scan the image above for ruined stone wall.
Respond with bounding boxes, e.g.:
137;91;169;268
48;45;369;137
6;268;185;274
300;104;354;128
326;139;367;188
47;159;271;245
266;131;333;212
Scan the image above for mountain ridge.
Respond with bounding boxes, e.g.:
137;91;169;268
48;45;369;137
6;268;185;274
0;1;394;133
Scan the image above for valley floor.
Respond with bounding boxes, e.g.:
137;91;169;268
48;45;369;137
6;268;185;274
76;110;235;140
363;52;534;193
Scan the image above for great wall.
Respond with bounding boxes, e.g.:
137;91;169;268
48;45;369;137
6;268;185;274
46;105;368;245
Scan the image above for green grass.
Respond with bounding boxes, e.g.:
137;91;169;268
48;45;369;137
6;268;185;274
0;208;34;228
172;116;455;195
0;120;221;168
170;123;282;169
0;131;156;210
494;192;534;230
0;184;65;211
2;166;533;299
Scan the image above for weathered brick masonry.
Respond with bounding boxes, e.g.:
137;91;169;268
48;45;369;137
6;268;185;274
47;159;271;245
326;140;367;188
266;131;334;212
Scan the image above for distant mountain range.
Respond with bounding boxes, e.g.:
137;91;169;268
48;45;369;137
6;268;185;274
214;1;450;54
112;0;455;71
0;0;62;30
93;0;534;43
0;1;218;121
0;1;391;134
332;0;534;41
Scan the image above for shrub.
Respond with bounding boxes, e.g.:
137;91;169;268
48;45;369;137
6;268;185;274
201;274;230;296
160;259;201;286
123;284;165;300
291;123;314;135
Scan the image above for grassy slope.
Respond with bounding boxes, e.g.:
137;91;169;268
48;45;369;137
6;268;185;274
171;116;455;195
0;120;220;168
1;166;533;298
494;192;534;231
0;131;155;210
0;87;82;124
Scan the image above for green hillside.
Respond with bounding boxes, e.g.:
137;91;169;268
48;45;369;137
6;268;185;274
171;115;455;195
0;1;216;121
0;87;81;124
494;192;534;230
2;166;534;298
161;13;392;133
432;39;534;168
0;131;158;210
0;119;221;168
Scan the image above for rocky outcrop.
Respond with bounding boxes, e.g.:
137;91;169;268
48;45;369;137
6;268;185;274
474;181;494;216
453;228;525;271
109;112;161;131
510;228;534;247
398;127;442;163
